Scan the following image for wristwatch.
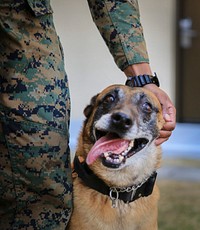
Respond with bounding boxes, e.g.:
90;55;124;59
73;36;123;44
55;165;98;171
125;73;160;87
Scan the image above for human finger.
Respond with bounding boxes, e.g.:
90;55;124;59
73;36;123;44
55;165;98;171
155;130;172;146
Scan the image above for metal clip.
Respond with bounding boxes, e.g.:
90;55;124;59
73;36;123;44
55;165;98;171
109;188;119;208
130;189;136;201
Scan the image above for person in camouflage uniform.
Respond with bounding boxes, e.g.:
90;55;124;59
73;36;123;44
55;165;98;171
0;0;176;229
0;0;72;229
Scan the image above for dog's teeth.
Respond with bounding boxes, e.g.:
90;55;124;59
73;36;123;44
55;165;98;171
106;156;112;162
122;147;130;155
127;146;131;152
114;159;120;164
129;141;134;148
104;154;125;164
123;150;127;155
119;155;124;162
122;141;134;156
104;152;110;158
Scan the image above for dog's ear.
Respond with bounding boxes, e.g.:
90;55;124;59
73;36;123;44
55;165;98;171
84;94;99;118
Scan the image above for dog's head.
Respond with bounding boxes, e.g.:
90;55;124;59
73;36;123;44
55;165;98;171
76;85;165;186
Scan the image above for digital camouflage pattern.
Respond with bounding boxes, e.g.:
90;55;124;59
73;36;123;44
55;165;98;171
87;0;149;70
0;0;148;229
0;0;72;229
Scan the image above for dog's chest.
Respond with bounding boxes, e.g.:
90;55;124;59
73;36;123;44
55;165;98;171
72;184;153;230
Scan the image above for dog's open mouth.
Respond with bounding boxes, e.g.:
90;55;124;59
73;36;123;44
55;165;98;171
102;138;149;168
86;131;149;168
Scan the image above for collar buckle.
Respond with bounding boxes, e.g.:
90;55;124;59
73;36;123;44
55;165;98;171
109;188;119;208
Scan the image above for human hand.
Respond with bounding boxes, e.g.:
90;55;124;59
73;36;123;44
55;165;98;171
123;64;176;145
144;84;176;145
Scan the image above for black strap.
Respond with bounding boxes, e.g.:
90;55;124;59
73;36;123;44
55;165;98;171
125;73;160;87
73;156;157;203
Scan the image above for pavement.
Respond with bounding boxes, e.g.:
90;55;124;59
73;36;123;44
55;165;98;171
69;121;200;182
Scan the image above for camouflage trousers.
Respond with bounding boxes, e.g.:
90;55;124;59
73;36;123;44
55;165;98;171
0;1;72;229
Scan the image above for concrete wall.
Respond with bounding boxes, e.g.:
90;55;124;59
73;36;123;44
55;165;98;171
51;0;176;120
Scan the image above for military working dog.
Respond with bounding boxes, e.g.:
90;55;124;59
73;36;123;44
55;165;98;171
68;85;165;230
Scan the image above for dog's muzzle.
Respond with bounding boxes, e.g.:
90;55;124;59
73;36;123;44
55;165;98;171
86;106;151;168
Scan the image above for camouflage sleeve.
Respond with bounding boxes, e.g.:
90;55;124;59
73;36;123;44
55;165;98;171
87;0;149;71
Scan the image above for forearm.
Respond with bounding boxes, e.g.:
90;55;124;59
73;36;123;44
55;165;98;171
87;0;149;71
123;63;153;77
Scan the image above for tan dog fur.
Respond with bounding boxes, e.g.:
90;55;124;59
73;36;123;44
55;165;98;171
68;85;165;230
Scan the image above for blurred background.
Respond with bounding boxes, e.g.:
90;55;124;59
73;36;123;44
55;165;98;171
51;1;200;229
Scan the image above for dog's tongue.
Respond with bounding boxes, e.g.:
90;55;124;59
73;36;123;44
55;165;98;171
86;135;130;165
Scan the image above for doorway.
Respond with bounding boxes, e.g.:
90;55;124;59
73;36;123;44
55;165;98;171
176;0;200;122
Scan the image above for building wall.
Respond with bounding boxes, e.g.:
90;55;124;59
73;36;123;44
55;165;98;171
51;0;176;120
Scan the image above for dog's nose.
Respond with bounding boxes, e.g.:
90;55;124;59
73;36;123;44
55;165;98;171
111;112;132;130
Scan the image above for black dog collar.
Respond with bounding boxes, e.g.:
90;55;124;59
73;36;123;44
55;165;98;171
73;156;157;206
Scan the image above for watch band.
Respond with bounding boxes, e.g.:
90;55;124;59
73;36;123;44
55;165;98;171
125;73;160;87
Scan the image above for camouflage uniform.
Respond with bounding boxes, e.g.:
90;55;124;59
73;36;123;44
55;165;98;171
0;0;148;229
87;0;149;70
0;1;72;229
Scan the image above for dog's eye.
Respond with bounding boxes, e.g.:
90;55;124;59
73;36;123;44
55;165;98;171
142;102;152;113
103;94;115;104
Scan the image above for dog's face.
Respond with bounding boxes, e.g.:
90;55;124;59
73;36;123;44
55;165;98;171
77;85;164;186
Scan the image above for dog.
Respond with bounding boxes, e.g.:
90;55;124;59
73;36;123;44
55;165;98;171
68;85;165;230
